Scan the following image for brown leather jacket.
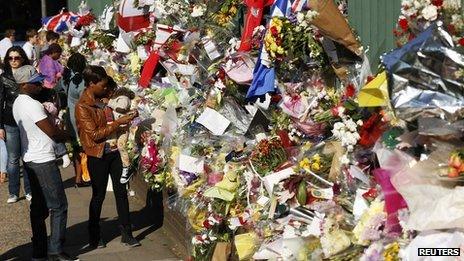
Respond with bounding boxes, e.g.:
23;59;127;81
75;89;119;158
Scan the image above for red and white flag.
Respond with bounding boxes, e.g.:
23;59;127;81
117;0;151;32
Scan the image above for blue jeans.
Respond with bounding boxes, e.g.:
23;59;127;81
5;124;31;196
0;140;7;173
25;160;68;258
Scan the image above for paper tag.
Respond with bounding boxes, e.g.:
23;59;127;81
353;188;369;220
203;37;221;60
196;107;231;135
229;217;242;229
255;133;267;142
178;154;204;174
257;195;270;206
311;188;333;200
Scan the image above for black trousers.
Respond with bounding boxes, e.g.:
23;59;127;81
87;152;130;238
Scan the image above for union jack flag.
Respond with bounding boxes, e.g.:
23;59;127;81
41;9;80;33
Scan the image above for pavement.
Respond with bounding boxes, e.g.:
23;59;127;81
0;164;181;261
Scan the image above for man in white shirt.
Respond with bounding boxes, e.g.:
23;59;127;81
22;29;39;66
0;29;15;61
12;65;78;261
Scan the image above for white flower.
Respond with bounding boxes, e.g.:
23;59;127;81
345;119;358;132
300;21;308;28
191;4;206;17
306;10;318;21
340;154;350;165
296;12;305;23
357;119;363;126
422;5;438;21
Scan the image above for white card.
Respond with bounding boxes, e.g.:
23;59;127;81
203;38;221;60
353;188;369;221
257;195;270;206
262;167;295;195
196;107;231;135
178;154;204;174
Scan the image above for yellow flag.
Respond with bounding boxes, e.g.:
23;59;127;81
358;71;389;107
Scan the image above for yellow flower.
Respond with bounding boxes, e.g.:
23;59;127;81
312;153;321;163
311;162;320;171
229;6;237;15
299;158;311;170
270;42;278;52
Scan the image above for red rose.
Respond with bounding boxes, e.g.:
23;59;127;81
270;26;278;37
399;18;409;31
459;38;464;46
345;83;355;98
432;0;443;7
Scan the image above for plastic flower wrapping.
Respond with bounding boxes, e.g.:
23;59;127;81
49;0;464;259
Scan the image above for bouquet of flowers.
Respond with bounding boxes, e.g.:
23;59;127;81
140;138;171;191
250;137;288;176
394;0;464;46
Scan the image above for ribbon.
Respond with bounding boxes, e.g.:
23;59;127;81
139;50;160;88
238;0;274;52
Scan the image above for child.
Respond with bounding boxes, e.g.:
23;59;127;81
105;84;136;184
0;139;7;183
43;101;71;168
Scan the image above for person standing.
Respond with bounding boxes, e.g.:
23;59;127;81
0;46;32;203
61;52;87;186
75;65;140;249
12;65;78;261
22;29;39;67
38;43;63;89
40;31;60;57
0;29;15;61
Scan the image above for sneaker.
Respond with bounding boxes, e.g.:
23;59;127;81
7;195;18;204
25;194;32;201
48;252;79;261
120;167;132;184
62;154;71;168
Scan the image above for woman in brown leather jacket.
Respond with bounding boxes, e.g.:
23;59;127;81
75;65;140;249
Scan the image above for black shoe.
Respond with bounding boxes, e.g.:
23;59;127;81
88;238;106;249
119;225;141;247
48;252;79;261
74;181;91;188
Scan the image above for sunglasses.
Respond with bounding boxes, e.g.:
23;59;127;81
8;56;22;61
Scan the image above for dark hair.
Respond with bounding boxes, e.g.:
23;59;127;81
46;31;59;42
106;77;117;91
83;65;108;87
4;29;15;38
2;46;31;76
111;87;135;100
63;52;86;87
26;29;38;41
44;43;62;55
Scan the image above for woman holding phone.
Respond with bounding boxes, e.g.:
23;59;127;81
75;65;140;249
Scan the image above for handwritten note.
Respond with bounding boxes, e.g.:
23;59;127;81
178;154;204;174
196;107;231;135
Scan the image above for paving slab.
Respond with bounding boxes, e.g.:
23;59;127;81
0;165;180;261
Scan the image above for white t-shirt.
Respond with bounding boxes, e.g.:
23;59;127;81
22;41;36;62
0;37;13;61
13;94;55;163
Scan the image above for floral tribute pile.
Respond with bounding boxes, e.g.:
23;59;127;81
47;0;464;259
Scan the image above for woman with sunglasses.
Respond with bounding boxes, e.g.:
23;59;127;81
0;46;32;203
